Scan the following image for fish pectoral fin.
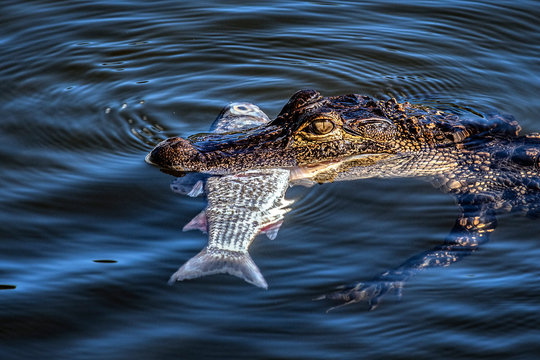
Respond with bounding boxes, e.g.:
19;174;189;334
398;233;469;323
168;247;268;289
187;180;205;197
260;220;283;240
182;210;208;233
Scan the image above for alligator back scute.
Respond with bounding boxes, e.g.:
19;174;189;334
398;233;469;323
483;112;521;138
510;144;540;169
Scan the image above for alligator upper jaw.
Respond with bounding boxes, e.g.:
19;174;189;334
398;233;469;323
145;124;296;174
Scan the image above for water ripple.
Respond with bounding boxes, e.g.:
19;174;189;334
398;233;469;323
2;1;540;359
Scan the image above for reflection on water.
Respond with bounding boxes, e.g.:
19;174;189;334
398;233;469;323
2;0;540;359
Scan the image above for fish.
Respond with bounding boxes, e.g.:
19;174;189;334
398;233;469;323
168;102;292;288
171;102;286;240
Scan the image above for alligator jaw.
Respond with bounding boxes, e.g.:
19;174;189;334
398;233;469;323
145;123;296;174
290;153;387;181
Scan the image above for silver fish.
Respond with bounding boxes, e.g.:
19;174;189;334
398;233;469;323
169;102;292;288
172;102;286;241
169;168;292;288
172;102;285;240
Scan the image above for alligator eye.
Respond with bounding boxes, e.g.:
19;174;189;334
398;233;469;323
310;119;335;135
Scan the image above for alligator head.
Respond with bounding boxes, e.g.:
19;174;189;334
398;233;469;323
146;89;488;181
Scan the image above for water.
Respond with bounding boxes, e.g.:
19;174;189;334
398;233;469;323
2;1;540;359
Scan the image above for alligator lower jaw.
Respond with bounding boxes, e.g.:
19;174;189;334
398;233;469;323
290;153;386;182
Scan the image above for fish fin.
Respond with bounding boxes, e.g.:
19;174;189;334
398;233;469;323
290;178;317;188
170;175;206;197
260;220;283;240
168;247;268;289
187;180;205;197
182;211;208;233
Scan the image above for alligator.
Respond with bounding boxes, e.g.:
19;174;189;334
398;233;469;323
146;89;540;310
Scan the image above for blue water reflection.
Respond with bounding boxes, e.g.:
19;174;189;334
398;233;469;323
2;1;540;359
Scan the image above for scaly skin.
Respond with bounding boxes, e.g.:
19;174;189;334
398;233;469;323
147;90;540;310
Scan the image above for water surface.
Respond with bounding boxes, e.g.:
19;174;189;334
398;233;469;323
2;1;540;359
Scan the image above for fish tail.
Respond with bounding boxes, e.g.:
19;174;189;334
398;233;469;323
168;247;268;289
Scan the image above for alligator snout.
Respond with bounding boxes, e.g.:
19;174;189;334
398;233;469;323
145;137;202;170
145;120;296;174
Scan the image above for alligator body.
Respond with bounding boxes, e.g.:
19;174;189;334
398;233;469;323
147;90;540;310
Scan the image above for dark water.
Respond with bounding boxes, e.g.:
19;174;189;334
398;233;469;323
2;1;540;359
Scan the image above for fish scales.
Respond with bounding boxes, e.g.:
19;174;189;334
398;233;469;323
169;168;291;289
205;169;291;253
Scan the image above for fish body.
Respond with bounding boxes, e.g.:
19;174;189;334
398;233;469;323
169;168;291;288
